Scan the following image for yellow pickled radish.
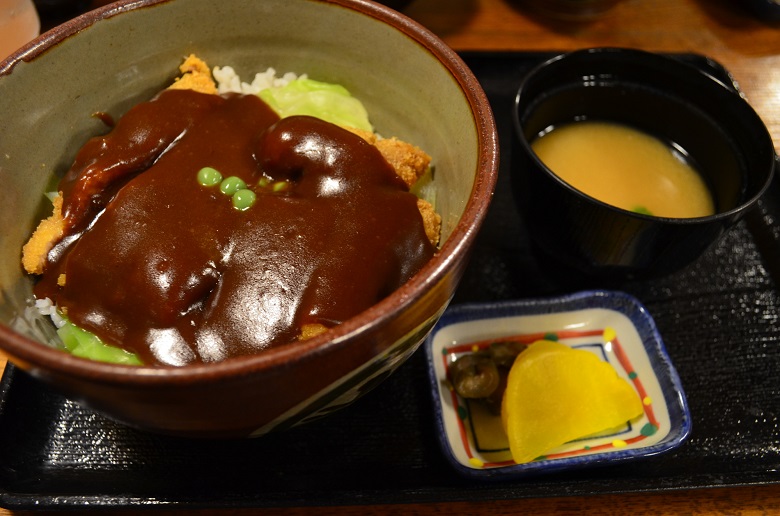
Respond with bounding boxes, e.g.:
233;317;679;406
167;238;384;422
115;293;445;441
502;339;643;464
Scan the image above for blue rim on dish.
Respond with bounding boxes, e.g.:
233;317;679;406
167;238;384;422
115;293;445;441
424;290;691;480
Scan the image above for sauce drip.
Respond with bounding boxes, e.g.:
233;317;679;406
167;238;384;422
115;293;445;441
35;89;435;366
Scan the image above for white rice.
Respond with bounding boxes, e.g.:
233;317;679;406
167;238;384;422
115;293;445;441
11;296;64;350
33;297;66;328
212;66;306;95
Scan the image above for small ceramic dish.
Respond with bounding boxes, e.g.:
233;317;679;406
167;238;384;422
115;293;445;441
424;290;691;480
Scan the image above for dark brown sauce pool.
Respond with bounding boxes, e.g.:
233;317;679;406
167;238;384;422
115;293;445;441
35;89;435;366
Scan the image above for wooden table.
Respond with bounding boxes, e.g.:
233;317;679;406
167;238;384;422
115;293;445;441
2;0;779;513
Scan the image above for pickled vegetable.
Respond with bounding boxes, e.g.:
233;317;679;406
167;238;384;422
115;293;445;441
449;353;500;399
501;339;643;464
448;341;526;412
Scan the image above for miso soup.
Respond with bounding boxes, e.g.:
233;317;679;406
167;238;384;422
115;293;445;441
531;121;715;218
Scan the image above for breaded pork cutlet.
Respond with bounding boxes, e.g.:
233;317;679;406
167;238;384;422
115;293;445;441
21;195;64;275
168;54;218;94
345;128;441;245
22;55;441;278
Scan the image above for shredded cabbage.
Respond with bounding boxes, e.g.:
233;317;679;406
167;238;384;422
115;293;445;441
259;78;373;133
57;317;142;366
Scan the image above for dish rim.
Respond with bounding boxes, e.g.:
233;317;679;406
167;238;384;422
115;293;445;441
424;290;692;480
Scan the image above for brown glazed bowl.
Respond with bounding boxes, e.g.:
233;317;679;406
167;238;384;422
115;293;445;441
0;0;498;437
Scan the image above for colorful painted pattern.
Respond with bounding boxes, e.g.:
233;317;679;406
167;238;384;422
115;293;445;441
441;327;661;469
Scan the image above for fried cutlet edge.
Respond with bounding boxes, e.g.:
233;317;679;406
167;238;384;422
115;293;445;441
21;194;65;275
168;54;218;95
345;127;440;247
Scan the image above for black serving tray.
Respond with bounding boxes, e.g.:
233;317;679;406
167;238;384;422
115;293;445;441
1;52;779;510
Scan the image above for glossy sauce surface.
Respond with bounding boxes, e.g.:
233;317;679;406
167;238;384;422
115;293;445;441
36;89;434;366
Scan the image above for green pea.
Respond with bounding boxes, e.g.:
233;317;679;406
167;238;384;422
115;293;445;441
220;176;247;196
272;181;289;192
197;167;222;186
632;206;654;216
258;177;271;188
232;189;256;211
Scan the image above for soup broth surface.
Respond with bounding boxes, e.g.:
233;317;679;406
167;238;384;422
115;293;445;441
531;121;715;218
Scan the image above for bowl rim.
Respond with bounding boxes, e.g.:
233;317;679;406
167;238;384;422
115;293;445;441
511;46;776;225
0;0;499;384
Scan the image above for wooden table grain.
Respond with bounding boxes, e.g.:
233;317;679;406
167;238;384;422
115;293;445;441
2;0;779;513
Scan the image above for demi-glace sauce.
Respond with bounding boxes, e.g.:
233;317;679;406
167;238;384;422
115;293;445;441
35;89;435;366
531;121;715;218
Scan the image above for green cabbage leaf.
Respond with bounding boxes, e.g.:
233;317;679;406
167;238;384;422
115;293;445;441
57;317;142;366
259;78;373;132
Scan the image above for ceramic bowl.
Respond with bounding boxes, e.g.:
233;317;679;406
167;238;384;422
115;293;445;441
511;47;776;279
0;0;498;438
425;291;691;480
